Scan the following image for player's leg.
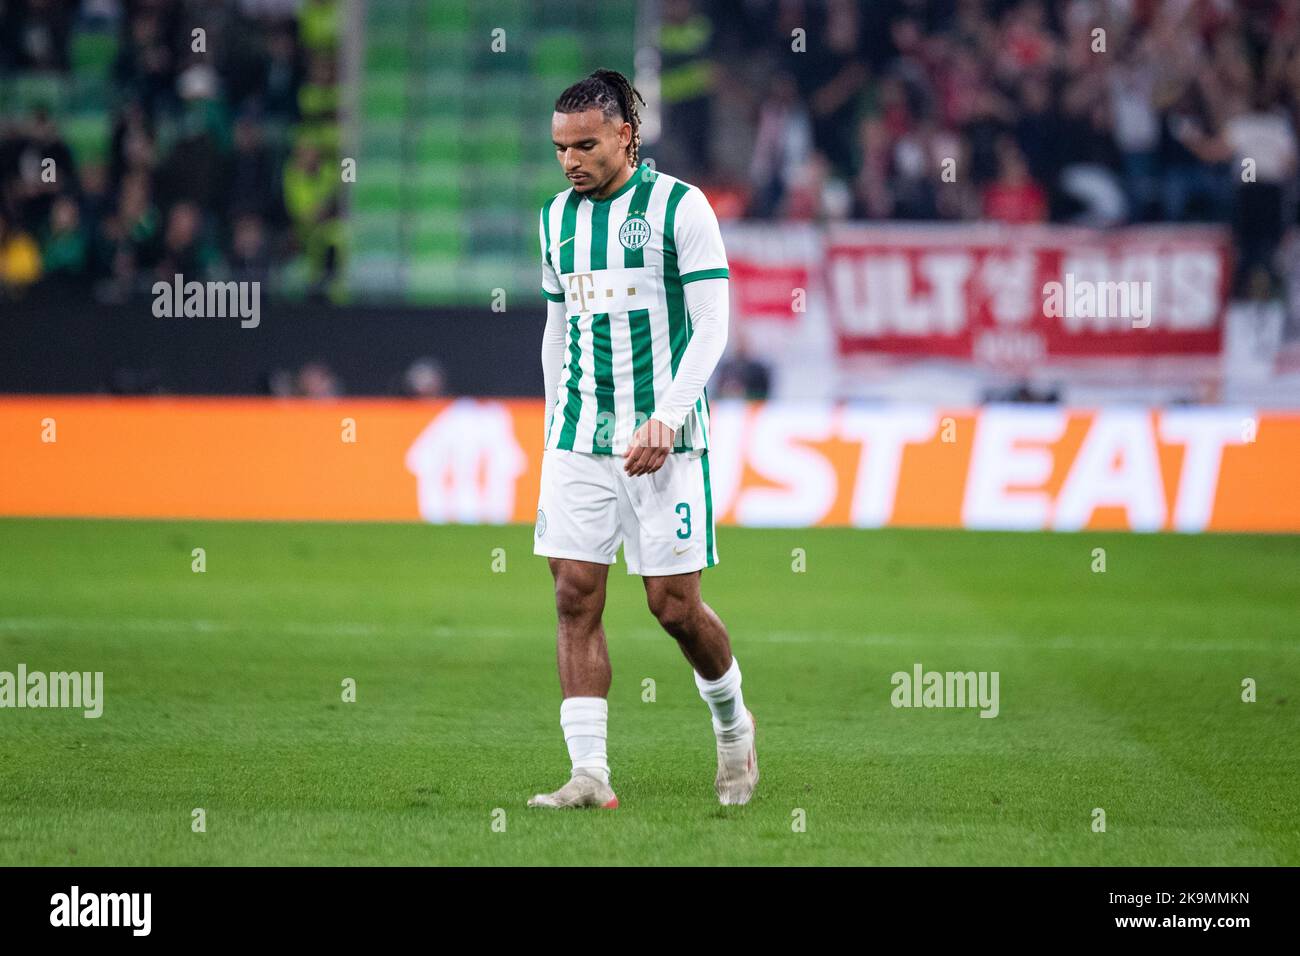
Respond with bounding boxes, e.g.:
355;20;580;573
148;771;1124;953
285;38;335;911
643;569;730;678
525;556;619;807
624;450;758;805
643;570;757;805
552;556;611;699
625;448;734;677
530;450;621;809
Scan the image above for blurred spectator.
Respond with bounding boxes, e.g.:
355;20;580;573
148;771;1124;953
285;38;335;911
108;365;165;396
402;358;448;399
113;9;178;117
40;193;87;278
782;151;839;221
296;360;341;398
792;0;867;181
299;0;339;54
1;0;75;72
260;24;303;122
92;166;156;285
1179;80;1299;295
982;136;1047;223
715;335;770;400
108;99;158;194
154;200;219;281
982;382;1060;404
228;112;284;223
283;139;340;289
154;64;231;213
660;0;717;181
296;51;340;153
1157;77;1232;223
2;108;77;233
0;211;41;292
229;212;271;285
748;72;811;218
1108;37;1161;221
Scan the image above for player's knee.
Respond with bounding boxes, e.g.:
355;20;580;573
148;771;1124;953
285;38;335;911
554;572;602;622
648;590;694;637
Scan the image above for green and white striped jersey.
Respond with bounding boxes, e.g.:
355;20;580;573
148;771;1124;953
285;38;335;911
540;162;729;455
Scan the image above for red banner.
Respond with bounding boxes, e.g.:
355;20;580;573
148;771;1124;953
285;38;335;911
824;224;1229;361
728;258;808;320
718;224;1236;363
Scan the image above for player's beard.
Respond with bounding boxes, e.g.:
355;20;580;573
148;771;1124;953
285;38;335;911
573;157;626;197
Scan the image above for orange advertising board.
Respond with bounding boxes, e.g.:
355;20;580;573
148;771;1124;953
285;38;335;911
1;398;1297;532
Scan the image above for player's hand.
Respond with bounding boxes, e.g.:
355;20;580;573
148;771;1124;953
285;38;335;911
624;418;674;476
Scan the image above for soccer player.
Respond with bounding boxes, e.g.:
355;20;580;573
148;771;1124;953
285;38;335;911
528;69;757;810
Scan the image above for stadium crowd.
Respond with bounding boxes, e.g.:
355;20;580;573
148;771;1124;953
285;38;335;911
661;0;1300;292
0;0;342;300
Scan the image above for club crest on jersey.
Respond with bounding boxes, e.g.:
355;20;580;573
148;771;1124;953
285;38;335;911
619;215;652;250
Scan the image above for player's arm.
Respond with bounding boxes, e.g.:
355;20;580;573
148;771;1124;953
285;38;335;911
540;207;567;443
625;188;730;476
541;299;566;441
656;277;729;436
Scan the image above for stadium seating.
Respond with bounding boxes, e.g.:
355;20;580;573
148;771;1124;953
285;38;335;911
345;0;637;304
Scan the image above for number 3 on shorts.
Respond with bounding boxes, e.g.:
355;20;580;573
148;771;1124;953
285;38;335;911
675;501;691;539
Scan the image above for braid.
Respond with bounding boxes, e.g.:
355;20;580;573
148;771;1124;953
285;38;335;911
555;68;647;167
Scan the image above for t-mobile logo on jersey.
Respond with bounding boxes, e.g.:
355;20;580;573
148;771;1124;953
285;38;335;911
564;272;639;313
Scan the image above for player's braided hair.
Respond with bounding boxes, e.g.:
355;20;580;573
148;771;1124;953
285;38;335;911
554;68;647;168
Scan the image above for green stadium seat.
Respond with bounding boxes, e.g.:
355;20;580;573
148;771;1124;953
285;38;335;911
68;73;111;112
349;214;404;254
365;38;409;71
363;71;408;111
531;167;567;207
531;34;582;80
8;73;70;113
465;129;520;165
70;32;117;75
423;70;469;101
427;0;470;30
353;178;403;212
415;120;466;163
465;73;525;106
62;113;111;165
406;259;463;301
358;122;403;162
410;222;464;257
408;176;462;208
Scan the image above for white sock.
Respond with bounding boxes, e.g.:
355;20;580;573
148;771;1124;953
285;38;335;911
560;696;609;785
695;657;749;740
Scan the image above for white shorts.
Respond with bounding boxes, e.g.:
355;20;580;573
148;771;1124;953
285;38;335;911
533;448;719;576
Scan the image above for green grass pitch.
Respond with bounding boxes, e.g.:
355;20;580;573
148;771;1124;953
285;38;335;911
0;518;1296;866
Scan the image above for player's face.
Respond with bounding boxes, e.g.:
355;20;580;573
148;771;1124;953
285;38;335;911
552;108;631;194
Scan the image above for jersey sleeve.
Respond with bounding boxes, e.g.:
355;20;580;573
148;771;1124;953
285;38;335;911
540;205;564;302
673;187;729;285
